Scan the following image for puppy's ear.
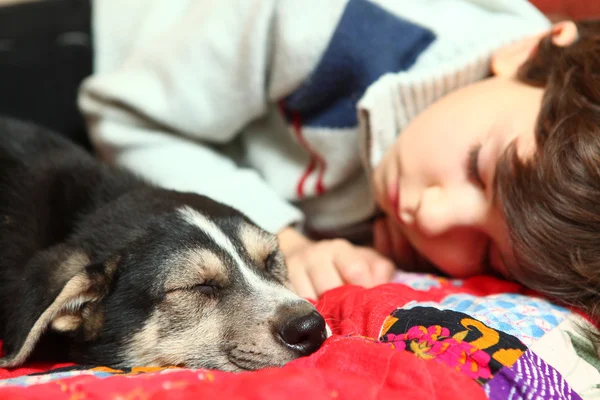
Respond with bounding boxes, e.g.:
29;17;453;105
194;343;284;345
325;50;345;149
0;254;119;368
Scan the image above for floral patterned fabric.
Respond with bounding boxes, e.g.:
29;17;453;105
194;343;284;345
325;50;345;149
380;307;528;384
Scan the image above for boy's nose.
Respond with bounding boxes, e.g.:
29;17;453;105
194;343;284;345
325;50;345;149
415;186;488;236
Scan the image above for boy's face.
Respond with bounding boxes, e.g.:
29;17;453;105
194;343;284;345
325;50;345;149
372;20;579;279
372;70;543;279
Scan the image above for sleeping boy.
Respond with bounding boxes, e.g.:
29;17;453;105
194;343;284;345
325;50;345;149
78;1;600;331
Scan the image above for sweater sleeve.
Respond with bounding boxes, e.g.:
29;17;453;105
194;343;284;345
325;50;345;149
79;0;348;233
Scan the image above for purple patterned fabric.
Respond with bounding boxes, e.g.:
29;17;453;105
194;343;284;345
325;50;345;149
485;350;581;400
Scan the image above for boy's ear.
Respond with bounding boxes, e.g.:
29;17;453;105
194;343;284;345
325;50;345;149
491;21;578;77
0;252;119;368
550;20;579;47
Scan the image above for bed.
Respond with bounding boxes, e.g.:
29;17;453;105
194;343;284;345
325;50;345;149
1;271;598;399
1;0;599;398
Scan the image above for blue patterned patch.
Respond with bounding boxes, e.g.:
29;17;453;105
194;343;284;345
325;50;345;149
0;371;112;387
392;271;463;291
401;293;572;346
0;366;182;388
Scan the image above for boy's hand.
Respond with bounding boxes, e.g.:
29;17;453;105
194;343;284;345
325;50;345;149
277;227;395;300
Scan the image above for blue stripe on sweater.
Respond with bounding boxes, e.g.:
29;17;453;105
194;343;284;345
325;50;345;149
281;0;435;129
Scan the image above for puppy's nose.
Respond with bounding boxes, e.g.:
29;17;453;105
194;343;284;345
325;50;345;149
278;310;326;356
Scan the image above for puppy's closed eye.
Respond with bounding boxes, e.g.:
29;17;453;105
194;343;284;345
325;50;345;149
263;250;287;281
167;280;221;297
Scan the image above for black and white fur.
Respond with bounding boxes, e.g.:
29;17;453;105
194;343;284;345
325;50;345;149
0;117;327;371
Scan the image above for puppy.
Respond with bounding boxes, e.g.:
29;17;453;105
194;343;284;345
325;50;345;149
0;117;327;371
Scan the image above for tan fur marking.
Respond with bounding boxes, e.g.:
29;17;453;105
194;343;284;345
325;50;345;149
126;311;161;365
126;304;224;368
238;224;277;268
104;255;120;276
51;314;83;332
63;252;90;273
51;251;90;289
163;249;229;292
0;0;38;6
0;274;97;368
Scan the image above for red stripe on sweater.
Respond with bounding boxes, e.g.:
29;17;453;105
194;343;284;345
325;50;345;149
297;158;317;198
292;111;316;198
278;100;327;198
315;158;326;195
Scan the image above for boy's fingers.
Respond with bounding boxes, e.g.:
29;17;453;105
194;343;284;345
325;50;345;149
307;260;344;297
287;258;318;300
370;258;396;284
285;238;396;299
335;250;373;287
356;247;396;285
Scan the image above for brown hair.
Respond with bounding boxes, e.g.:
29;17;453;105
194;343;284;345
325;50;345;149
496;20;600;335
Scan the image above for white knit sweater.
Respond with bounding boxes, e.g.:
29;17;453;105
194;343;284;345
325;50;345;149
79;0;549;236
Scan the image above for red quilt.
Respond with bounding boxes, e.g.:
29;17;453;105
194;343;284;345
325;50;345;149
0;272;590;399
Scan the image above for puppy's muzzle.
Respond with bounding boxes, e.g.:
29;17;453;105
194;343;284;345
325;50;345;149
276;304;327;356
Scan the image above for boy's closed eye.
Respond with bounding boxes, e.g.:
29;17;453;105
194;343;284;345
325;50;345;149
467;143;486;189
